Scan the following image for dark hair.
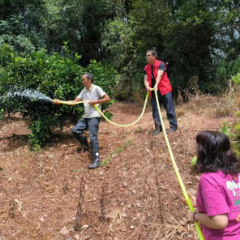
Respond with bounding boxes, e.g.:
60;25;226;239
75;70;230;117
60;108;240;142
194;131;240;174
146;49;157;57
83;73;94;83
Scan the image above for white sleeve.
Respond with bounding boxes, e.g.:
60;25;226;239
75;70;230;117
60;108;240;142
96;86;106;98
77;91;83;99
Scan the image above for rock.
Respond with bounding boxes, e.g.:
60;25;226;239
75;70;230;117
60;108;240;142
130;226;135;230
136;202;141;207
123;182;128;187
60;226;69;235
179;220;186;225
81;225;89;230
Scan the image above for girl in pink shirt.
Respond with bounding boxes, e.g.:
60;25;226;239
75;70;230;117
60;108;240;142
186;131;240;240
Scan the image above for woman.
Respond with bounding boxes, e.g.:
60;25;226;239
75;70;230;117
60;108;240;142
186;131;240;239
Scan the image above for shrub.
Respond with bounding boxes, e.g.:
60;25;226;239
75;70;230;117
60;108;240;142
0;44;117;149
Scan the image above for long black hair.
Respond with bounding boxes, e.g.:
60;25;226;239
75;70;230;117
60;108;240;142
194;131;240;174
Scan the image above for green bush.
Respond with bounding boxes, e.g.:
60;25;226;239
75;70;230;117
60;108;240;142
227;73;240;157
0;44;117;149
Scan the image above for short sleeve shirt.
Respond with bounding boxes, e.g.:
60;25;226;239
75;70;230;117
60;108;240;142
196;171;240;239
77;84;106;118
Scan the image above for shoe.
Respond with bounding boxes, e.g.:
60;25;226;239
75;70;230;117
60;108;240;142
153;128;162;136
77;147;89;153
88;158;101;169
167;128;177;135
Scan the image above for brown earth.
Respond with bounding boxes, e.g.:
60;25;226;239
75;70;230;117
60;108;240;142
0;95;237;240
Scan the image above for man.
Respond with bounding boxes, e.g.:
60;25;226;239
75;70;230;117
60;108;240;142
144;50;177;135
55;73;110;169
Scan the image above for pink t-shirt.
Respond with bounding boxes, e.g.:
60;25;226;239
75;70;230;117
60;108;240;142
196;171;240;240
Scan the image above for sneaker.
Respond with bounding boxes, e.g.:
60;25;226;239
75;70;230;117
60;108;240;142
153;128;163;136
166;128;177;135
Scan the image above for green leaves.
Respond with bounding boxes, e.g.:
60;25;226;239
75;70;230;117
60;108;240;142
0;44;117;149
191;156;197;167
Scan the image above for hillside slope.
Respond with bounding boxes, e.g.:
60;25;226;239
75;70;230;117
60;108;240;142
0;95;236;240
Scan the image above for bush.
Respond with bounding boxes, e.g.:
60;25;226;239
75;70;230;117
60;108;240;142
0;44;117;149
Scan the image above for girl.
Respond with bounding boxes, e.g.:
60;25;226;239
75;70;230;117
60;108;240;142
186;131;240;239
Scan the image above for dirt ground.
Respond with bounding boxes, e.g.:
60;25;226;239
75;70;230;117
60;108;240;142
0;95;237;240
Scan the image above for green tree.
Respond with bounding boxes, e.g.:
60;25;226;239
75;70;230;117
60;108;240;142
0;44;117;149
0;0;47;52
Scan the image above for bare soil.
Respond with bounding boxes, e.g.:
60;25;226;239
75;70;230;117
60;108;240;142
0;96;237;240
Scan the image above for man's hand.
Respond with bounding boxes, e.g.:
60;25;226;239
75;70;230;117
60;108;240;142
146;86;152;92
52;99;60;104
89;100;98;106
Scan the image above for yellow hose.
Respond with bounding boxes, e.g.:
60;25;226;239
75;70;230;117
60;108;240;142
52;99;90;105
53;89;205;239
154;89;205;240
94;92;150;127
53;92;150;127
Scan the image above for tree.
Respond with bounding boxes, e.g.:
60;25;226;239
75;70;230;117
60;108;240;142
0;0;47;52
0;44;117;149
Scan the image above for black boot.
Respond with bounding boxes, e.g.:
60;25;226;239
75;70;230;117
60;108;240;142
88;152;101;169
75;136;89;153
153;126;163;136
77;147;89;153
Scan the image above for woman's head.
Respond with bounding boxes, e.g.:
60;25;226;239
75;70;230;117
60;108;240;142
195;131;240;174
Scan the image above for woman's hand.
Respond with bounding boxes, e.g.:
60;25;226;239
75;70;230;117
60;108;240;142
182;192;197;207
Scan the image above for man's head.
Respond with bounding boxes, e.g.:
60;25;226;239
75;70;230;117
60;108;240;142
82;73;93;89
146;50;157;65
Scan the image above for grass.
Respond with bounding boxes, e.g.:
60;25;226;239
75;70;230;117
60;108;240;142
102;139;132;166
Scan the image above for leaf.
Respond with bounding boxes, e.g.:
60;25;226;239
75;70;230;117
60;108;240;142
191;156;197;166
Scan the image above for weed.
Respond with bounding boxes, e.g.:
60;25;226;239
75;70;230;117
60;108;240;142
102;140;132;166
134;126;142;133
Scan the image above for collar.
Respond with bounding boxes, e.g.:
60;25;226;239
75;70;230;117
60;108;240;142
85;83;94;91
146;60;158;69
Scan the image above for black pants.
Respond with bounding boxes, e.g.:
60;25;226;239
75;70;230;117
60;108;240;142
72;117;100;155
151;91;177;130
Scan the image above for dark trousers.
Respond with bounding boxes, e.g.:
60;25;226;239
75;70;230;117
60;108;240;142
151;91;177;130
72;118;100;155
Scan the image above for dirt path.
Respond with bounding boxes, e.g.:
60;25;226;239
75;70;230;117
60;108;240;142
0;96;236;240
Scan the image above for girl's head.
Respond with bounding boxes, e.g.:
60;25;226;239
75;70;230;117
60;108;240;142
195;131;240;174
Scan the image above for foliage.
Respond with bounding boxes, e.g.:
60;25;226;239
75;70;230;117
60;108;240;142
230;73;240;157
219;122;233;138
215;59;240;91
44;0;123;64
232;73;240;85
1;0;239;100
191;156;197;167
101;139;132;166
0;1;47;52
0;44;117;149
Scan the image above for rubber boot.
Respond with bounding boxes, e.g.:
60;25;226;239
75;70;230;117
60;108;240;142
75;136;89;153
88;152;101;169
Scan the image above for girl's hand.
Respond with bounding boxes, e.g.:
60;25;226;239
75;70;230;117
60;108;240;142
187;210;195;223
182;192;197;207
